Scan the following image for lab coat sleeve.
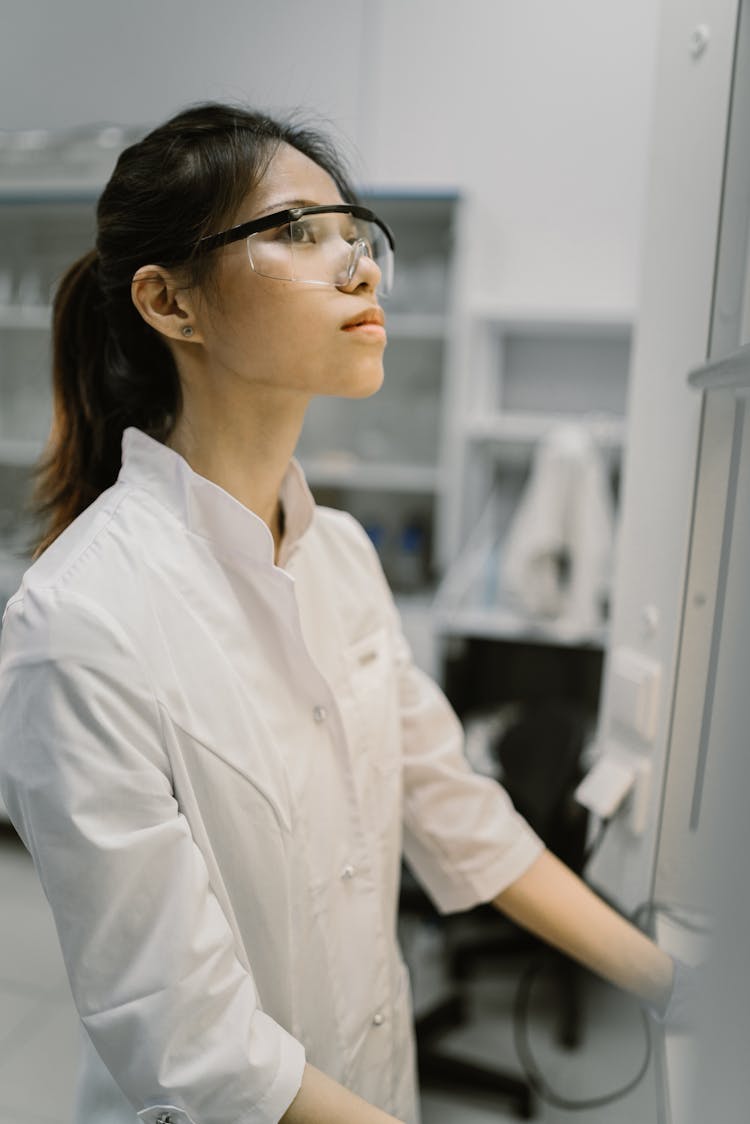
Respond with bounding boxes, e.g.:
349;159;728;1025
339;513;545;915
395;625;545;915
0;587;305;1124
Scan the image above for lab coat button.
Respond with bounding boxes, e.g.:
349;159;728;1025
372;1012;385;1026
137;1107;194;1124
341;864;356;879
313;705;328;723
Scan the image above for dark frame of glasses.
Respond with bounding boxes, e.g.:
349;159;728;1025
194;204;396;256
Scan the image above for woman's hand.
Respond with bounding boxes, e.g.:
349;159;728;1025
280;1064;403;1124
643;956;706;1031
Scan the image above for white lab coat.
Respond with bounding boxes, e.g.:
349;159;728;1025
0;428;542;1124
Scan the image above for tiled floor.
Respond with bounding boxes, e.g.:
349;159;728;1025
0;828;662;1124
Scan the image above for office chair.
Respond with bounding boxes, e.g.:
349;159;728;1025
400;697;590;1120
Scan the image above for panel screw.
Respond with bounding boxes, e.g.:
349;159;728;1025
641;604;659;637
690;24;710;59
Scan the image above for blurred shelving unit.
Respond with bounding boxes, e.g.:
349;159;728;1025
0;305;53;330
0;131;127;824
435;307;633;680
301;456;442;495
0;135;112;623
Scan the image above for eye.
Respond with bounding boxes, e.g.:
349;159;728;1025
344;220;374;253
288;218;317;244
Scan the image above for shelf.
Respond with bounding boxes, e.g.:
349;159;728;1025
434;604;607;648
0;305;52;330
469;303;634;336
301;456;442;493
393;588;437;611
0;549;27;594
0;439;44;466
688;340;750;393
0;181;102;203
465;411;627;450
393;588;440;679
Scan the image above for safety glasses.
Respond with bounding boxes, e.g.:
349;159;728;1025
195;204;396;296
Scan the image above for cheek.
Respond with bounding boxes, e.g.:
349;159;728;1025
227;307;333;392
255;298;334;377
203;274;384;394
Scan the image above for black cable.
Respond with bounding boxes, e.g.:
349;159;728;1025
581;823;711;936
512;953;653;1111
510;893;709;1110
581;814;611;870
631;899;712;937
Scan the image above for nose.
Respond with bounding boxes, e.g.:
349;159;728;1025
338;238;382;293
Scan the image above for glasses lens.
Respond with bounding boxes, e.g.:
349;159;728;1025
247;210;393;295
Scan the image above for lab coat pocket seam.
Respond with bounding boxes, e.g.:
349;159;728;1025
159;704;293;834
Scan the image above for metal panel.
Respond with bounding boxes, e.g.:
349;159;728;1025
655;0;750;908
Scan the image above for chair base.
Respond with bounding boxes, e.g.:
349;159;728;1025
415;995;536;1119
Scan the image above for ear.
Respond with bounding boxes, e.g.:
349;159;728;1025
131;266;203;343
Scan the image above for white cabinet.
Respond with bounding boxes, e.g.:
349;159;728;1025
437;308;633;650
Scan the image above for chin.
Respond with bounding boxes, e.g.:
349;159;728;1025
334;360;385;399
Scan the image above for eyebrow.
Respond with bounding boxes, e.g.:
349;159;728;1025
255;197;322;217
254;196;348;219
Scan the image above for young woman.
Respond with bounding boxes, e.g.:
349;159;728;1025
0;104;676;1124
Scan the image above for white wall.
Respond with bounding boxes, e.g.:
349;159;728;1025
2;0;660;312
0;0;370;172
367;0;661;310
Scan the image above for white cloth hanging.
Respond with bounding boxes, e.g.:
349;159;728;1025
501;423;615;631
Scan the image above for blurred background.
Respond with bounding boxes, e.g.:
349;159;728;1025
0;1;748;1122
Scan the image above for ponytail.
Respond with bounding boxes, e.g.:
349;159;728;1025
32;249;179;556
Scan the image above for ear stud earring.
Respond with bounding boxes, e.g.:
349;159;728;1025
181;326;194;338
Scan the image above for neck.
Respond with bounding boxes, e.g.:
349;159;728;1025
167;375;309;562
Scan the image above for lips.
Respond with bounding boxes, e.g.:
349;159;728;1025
341;306;386;330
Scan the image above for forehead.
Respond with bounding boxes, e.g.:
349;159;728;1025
248;142;345;219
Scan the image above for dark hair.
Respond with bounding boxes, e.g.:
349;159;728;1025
33;102;358;555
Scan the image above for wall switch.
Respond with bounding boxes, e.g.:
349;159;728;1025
575;754;635;818
610;647;662;744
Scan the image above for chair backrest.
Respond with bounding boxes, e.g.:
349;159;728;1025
493;698;589;872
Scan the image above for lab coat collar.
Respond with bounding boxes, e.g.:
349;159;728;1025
118;427;316;569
